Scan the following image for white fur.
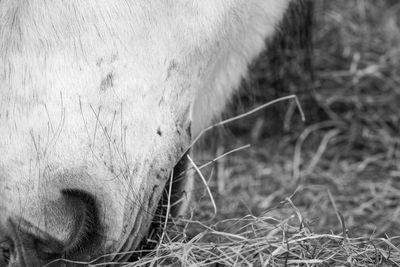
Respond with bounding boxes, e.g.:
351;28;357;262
0;0;289;261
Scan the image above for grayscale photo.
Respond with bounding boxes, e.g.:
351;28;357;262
0;0;399;266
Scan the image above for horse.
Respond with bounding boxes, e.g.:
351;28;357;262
0;0;290;265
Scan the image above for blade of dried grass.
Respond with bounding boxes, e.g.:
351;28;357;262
187;154;217;215
186;95;305;156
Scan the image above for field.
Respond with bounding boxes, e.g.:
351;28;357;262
132;1;400;266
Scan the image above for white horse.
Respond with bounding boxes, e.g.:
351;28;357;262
0;0;289;265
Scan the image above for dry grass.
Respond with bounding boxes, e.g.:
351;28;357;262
128;211;400;266
116;0;400;266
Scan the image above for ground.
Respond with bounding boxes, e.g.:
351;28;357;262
134;1;400;266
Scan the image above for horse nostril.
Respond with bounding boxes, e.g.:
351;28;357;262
60;189;102;258
3;189;102;265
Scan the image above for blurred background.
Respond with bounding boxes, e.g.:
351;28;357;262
191;0;400;240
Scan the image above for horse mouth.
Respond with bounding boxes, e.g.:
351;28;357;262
128;151;191;262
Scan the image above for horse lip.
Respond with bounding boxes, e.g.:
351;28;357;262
6;217;64;265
